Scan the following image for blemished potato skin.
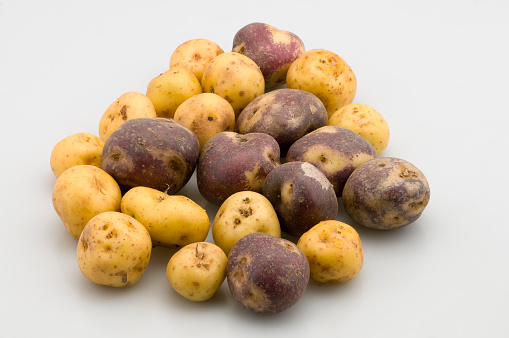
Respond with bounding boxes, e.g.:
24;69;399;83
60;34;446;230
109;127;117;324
98;91;157;142
212;191;281;256
342;157;431;230
286;49;357;116
166;242;227;302
286;125;377;196
226;232;310;314
236;89;328;155
121;187;210;248
232;22;305;89
50;132;105;178
77;212;152;288
297;220;363;284
52;165;122;239
262;161;338;237
101;118;200;194
197;132;280;206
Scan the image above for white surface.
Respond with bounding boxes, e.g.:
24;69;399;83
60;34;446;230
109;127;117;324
1;0;508;337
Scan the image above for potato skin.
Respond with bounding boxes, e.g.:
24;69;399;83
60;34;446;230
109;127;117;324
342;157;431;230
236;89;328;155
101;118;200;194
226;232;310;314
262;161;338;237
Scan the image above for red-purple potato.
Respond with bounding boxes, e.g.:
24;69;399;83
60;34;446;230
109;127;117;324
197;132;280;205
232;22;305;89
101;118;200;194
262;161;338;237
227;232;310;314
236;89;328;155
342;157;431;230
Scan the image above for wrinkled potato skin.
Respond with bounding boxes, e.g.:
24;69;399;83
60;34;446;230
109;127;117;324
52;165;121;239
287;49;357;116
329;103;390;155
262;161;338;237
226;233;310;314
121;187;210;247
77;212;152;287
297;220;363;284
287;125;377;196
50;132;105;178
236;89;328;155
101;118;200;194
212;191;281;256
342;157;431;230
99;92;157;142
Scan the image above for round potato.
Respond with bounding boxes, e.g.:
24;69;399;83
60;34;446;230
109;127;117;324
77;211;152;287
166;242;227;302
50;132;105;178
121;186;210;248
212;191;281;255
52;165;122;239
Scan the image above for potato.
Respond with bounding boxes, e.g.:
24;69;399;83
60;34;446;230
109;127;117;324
197;132;280;205
262;161;338;237
297;220;363;284
146;67;202;118
173;93;235;150
286;49;357;116
212;191;281;255
98;91;157;142
50;132;105;178
77;211;152;287
169;38;224;84
342;157;431;230
236;89;328;155
52;165;121;239
166;242;227;302
232;22;305;89
226;232;309;314
121;186;210;248
286;125;377;196
101;117;200;194
329;103;390;155
201;52;264;117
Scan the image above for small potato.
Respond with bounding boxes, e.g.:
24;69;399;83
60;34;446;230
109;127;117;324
121;186;210;248
169;38;224;84
329;103;390;155
212;191;281;255
52;165;122;239
166;242;227;302
50;132;105;178
146;67;202;118
99;91;157;142
297;220;363;284
174;93;235;150
77;211;152;287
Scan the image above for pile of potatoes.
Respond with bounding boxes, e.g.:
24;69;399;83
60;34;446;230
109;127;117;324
50;22;430;314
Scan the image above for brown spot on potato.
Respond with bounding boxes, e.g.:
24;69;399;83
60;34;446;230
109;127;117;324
120;105;128;120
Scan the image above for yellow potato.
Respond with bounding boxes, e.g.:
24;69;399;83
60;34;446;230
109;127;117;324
77;211;152;287
212;191;281;255
173;93;235;150
52;165;122;239
328;103;390;155
146;67;202;118
166;242;227;301
50;132;104;178
286;49;357;116
120;186;210;248
98;91;157;142
297;220;363;284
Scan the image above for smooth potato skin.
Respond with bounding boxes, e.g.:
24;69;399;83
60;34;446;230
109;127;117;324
226;232;310;314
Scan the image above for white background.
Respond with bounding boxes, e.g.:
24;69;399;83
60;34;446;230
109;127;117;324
1;0;508;337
